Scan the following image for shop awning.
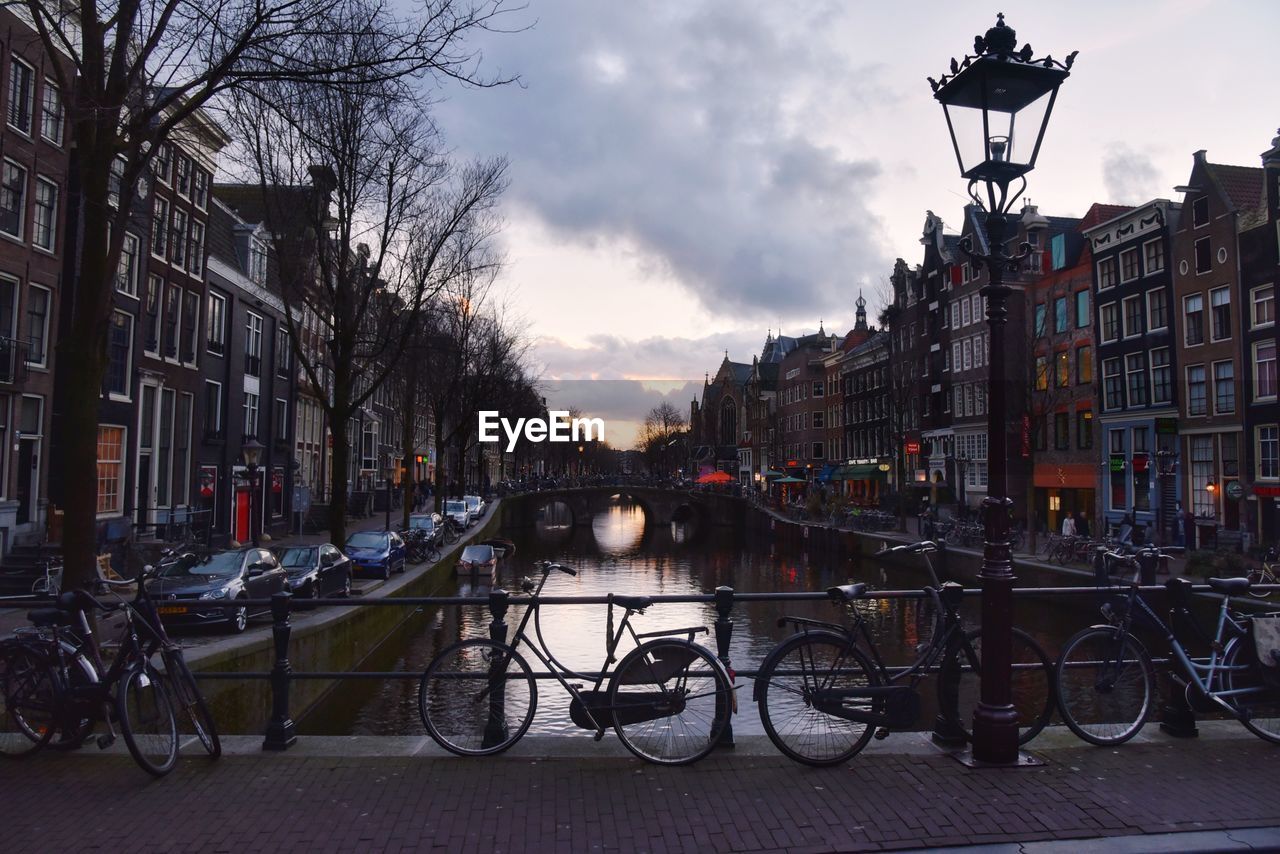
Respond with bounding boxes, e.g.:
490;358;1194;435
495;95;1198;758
840;463;888;479
815;464;839;482
1032;463;1098;490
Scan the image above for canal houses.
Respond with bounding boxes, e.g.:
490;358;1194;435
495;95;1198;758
841;324;890;503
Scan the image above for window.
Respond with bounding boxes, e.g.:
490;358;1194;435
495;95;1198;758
207;292;226;355
1213;361;1235;414
1109;430;1126;511
1121;355;1146;408
154;144;172;185
176;157;192;197
25;284;49;367
1054;296;1068;333
1260;426;1279;480
204;380;223;438
245;312;263;376
1187;365;1207;415
1119;247;1139;282
108;158;125;209
180;291;198;365
1252;285;1274;328
1054;411;1069;450
1144;239;1164;275
1147;288;1168;330
1122;295;1143;337
32;178;56;251
811;441;824;459
116;233;140;296
1;160;27;237
972;334;983;368
1192;196;1209;228
163;284;180;359
194;170;208;209
276;329;290;377
188;221;205;278
157;388;174;507
1053;350;1068;388
244;391;260;437
1184;294;1204;345
1210;287;1231;341
1100;302;1119;342
1097;257;1117;289
812;381;823;397
143;276;161;355
1075;291;1089;327
104;311;132;398
96;426;125;515
1032;302;1045;337
1077;410;1093;450
39;80;61;144
250;239;268;284
7;60;33;133
1151;348;1172;405
152;198;168;257
1257;340;1277;400
1223;433;1239;478
1076;345;1092;384
274;399;288;445
962;298;971;327
973;293;983;324
1191;435;1214;517
1104;358;1123;409
175;393;192;506
1194;237;1212;274
170;208;187;268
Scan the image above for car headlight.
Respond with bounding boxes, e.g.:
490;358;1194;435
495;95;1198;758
199;589;229;600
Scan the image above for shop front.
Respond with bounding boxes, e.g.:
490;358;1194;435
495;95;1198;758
1032;463;1097;535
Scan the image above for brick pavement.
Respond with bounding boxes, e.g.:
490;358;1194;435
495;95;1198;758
2;732;1278;853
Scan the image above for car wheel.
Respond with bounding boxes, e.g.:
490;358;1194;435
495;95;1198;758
227;599;249;634
381;565;390;581
397;558;406;574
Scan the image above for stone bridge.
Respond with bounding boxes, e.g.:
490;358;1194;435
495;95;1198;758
500;486;744;529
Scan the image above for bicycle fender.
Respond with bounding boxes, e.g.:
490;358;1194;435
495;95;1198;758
752;629;848;703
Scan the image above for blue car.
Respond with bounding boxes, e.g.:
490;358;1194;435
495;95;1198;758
344;530;407;580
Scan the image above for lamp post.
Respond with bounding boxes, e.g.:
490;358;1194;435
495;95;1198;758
955;452;970;516
242;437;264;547
930;13;1074;765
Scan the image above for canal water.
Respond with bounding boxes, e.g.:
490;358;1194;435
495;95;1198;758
300;498;1101;738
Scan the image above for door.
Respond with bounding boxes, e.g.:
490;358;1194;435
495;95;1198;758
15;438;33;525
137;454;153;526
234;489;251;544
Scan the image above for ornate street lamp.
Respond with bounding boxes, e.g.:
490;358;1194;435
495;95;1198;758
242;437;264;547
930;13;1075;765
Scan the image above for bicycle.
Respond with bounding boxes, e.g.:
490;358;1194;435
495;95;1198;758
753;541;1054;766
1055;544;1280;746
418;560;734;765
1247;548;1278;599
30;556;62;599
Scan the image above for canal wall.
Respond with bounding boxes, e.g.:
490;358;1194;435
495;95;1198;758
190;508;506;735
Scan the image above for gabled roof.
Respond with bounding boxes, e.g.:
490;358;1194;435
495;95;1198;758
1204;162;1265;215
1077;203;1134;232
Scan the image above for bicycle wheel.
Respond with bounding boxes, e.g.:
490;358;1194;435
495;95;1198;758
419;639;536;756
757;632;878;766
942;627;1054;746
1246;569;1274;599
1055;627;1154;746
118;664;178;776
609;639;731;765
1221;639;1280;744
443;525;460;545
164;649;221;758
0;644;57;757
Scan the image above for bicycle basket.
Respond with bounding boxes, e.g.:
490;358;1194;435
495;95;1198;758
1252;615;1280;689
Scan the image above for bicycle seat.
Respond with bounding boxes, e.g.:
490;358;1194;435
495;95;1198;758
612;594;653;611
27;608;72;627
1208;577;1251;596
827;583;868;602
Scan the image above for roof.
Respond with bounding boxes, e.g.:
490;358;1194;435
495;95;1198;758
1077;203;1134;232
1204;162;1265;215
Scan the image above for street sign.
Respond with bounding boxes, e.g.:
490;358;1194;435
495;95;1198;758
1225;481;1245;500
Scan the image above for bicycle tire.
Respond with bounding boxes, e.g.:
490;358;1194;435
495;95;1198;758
1055;627;1154;746
164;649;221;758
1221;638;1280;744
941;627;1054;746
118;664;179;777
0;643;57;757
609;639;731;766
443;526;460;546
1246;569;1274;599
756;632;878;766
419;639;536;757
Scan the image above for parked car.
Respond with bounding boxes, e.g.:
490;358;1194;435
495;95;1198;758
463;495;484;523
406;513;444;546
147;548;286;633
273;544;352;600
344;530;407;580
444;499;471;529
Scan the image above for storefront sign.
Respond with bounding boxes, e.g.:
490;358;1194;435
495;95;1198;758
905;442;920;455
1225;481;1245;500
1254;485;1280;498
1109;456;1125;472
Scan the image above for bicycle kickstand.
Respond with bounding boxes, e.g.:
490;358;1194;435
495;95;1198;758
95;699;118;750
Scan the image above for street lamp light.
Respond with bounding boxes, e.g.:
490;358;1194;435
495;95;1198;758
242;437;264;547
930;13;1074;766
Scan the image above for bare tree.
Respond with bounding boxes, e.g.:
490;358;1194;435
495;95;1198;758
21;0;515;589
639;402;687;476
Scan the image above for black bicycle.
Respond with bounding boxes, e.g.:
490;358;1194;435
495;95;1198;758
753;541;1054;766
418;560;734;765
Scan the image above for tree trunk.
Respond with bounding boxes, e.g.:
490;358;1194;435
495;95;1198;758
400;375;417;529
433;431;447;511
328;412;351;546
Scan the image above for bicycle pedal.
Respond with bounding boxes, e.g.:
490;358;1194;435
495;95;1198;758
873;727;890;740
96;733;116;750
593;729;606;742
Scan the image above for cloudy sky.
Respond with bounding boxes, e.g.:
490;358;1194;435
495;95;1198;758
432;0;1278;447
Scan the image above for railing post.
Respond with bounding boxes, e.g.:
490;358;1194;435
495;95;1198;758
263;591;297;751
483;588;510;748
1160;595;1199;738
931;582;968;747
713;585;735;747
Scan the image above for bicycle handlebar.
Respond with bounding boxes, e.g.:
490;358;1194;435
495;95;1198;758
874;540;938;557
536;560;578;576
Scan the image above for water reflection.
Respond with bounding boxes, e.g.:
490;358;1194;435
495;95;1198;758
299;499;1093;738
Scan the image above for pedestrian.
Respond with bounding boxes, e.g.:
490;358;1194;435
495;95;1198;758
1061;513;1076;537
1076;511;1090;538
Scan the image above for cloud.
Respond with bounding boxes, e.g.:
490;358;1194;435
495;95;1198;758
1101;143;1163;205
435;2;892;322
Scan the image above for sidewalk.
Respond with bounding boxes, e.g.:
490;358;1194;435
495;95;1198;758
1;723;1276;852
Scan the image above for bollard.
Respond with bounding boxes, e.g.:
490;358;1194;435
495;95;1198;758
712;585;736;747
263;590;297;751
931;582;968;747
482;588;510;748
1160;592;1199;737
